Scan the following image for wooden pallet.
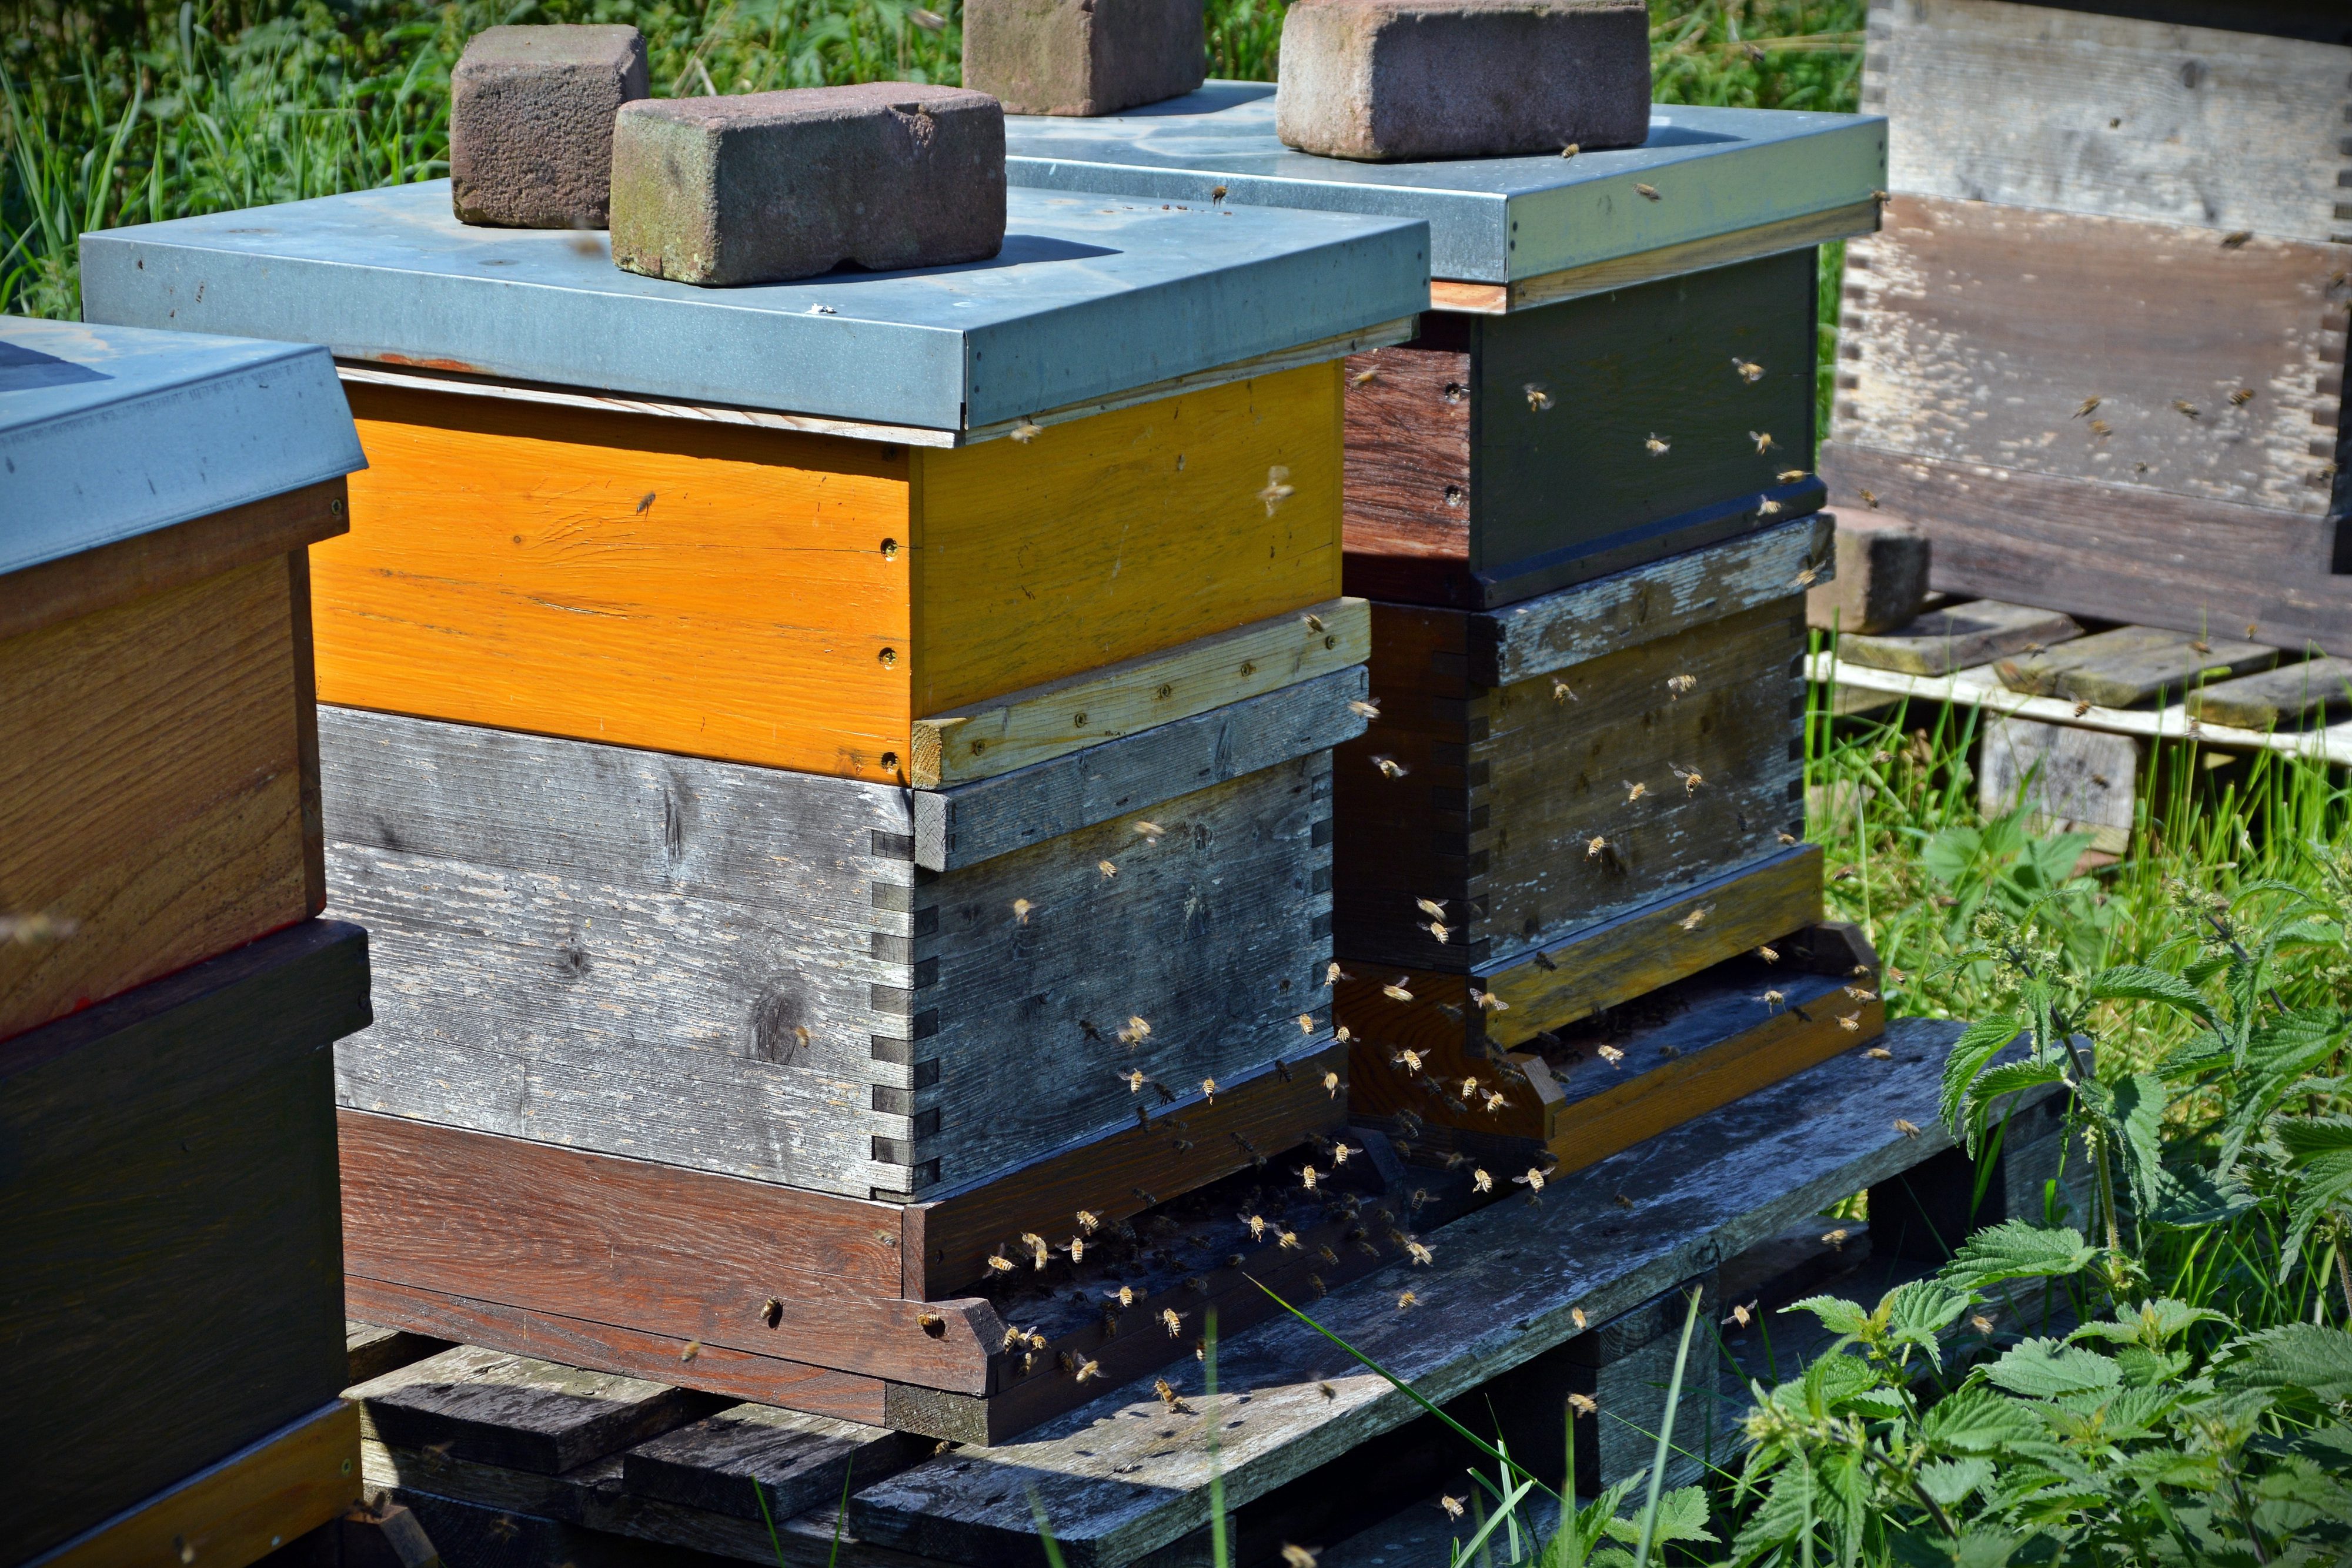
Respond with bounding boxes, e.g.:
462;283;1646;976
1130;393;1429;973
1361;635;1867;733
344;1017;2070;1568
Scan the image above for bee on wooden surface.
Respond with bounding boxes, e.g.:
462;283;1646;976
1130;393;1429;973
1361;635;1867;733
1134;820;1166;840
1525;382;1555;412
2174;399;2200;419
1552;677;1579;703
1623;780;1648;803
1645;433;1671;457
2230;388;2254;406
1678;904;1713;931
1634;183;1661;201
1822;1228;1849;1249
1566;1393;1598;1416
1349;697;1382;720
1210;183;1228;207
1895;1118;1922;1138
1303;611;1327;634
1161;1307;1185;1338
1596;1044;1625;1066
1120;1015;1152;1047
1278;1228;1301;1249
1838;1012;1862;1032
1317;1243;1340;1269
1865;1047;1893;1061
1472;989;1508;1013
1779;833;1798;845
1384;977;1416;1003
1731;357;1765;383
1396;1290;1420;1310
1373;755;1409;778
2073;700;2093;717
1756;944;1780;963
1300;1163;1320;1191
1672;763;1705;794
1171;1137;1194;1152
2088;419;2113;437
1155;1378;1195;1414
1560;143;1580;158
1777;468;1808;483
1001;1325;1028;1351
1666;673;1698;700
1259;466;1296;515
1323;1070;1341;1098
680;1339;703;1362
2221;230;2251;249
2190;639;2211;655
1012;898;1034;924
1098;860;1118;879
1860;488;1879;508
985;1252;1015;1275
1749;430;1776;454
1010;419;1045;444
760;1296;784;1328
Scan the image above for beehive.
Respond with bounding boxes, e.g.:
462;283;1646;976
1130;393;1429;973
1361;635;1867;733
0;317;370;1562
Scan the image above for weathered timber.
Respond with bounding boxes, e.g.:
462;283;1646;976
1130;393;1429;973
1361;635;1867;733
2187;656;2352;730
911;599;1367;788
916;667;1368;870
1341;250;1823;610
1995;624;2276;706
28;1403;362;1568
349;1321;456;1388
322;708;1335;1199
1980;717;2139;854
349;1345;723;1476
623;1407;923;1524
3;920;367;1560
1832;597;2083;677
1863;0;2352;245
1334;594;1809;971
2;549;322;1042
843;1017;2037;1567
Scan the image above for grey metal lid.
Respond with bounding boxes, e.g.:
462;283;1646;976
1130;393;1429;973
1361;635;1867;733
78;182;1431;434
1;316;365;577
1005;82;1886;286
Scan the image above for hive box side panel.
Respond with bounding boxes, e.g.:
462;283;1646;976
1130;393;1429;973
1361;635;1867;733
0;552;316;1041
913;753;1336;1187
1866;0;2352;245
319;709;916;1197
914;363;1345;714
0;922;363;1560
1471;250;1820;599
1340;343;1475;606
324;383;917;780
1833;196;2346;521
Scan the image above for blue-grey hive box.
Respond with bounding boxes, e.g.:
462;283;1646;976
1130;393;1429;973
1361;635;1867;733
2;316;369;1560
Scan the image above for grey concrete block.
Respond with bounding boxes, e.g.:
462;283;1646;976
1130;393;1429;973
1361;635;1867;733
1273;0;1651;162
965;0;1207;116
610;85;1007;287
450;25;648;229
1808;511;1932;636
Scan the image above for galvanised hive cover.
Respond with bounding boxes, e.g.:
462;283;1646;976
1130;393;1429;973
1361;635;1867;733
1004;82;1887;287
77;182;1431;433
0;315;364;576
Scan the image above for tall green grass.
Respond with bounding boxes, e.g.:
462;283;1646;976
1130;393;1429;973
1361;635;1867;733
2;0;1865;318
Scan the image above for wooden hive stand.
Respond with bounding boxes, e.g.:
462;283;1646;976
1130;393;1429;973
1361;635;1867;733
2;316;374;1567
81;179;1435;1447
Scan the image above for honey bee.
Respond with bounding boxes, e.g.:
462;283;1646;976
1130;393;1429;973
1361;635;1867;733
1154;1378;1194;1413
1859;488;1879;508
1524;382;1555;412
1349;697;1381;719
1012;898;1034;924
1323;1070;1341;1098
1634;183;1661;201
1472;1167;1493;1192
1098;860;1118;879
1970;1313;1998;1335
1725;1301;1755;1328
1332;1142;1355;1166
1210;183;1229;206
1822;1228;1849;1249
1334;1025;1353;1044
1677;904;1713;931
1779;833;1798;845
2221;230;2252;249
1278;1228;1301;1249
1758;989;1785;1009
1756;944;1780;963
2190;639;2211;654
1134;820;1165;840
1513;1165;1550;1192
1895;1118;1922;1138
1865;1046;1893;1061
1458;1075;1480;1099
1001;1325;1029;1350
1415;896;1447;920
1384;978;1415;1003
1374;756;1409;778
1552;677;1579;703
1667;673;1697;698
1396;1290;1419;1309
1672;763;1705;794
1258;466;1297;515
1623;780;1648;803
1075;1358;1102;1382
2073;396;2100;419
680;1339;703;1362
1326;961;1351;986
1472;989;1508;1012
1845;986;1877;1002
1022;1232;1050;1268
1439;1495;1466;1521
1749;430;1776;454
1246;1213;1268;1240
2230;388;2254;406
2073;700;2092;717
1559;143;1580;158
1777;469;1808;483
1201;1076;1218;1101
1010;419;1045;444
1838;1012;1862;1031
1162;1308;1185;1337
1596;1044;1625;1066
1566;1393;1598;1415
2088;419;2113;437
1731;357;1765;383
2174;399;2200;419
985;1252;1015;1273
1790;563;1820;589
1645;433;1671;456
1121;1016;1152;1045
1349;366;1380;387
1613;1192;1635;1210
1303;612;1327;634
1586;834;1609;859
1300;1163;1319;1191
761;1297;784;1327
1758;499;1783;517
1572;1308;1587;1329
1426;919;1451;944
1391;1047;1425;1074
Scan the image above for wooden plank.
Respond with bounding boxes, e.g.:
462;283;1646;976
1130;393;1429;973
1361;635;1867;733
339;1111;1000;1391
911;599;1367;788
2;551;317;1042
1429;199;1883;315
1980;716;2140;855
2187;654;2352;728
1339;344;1474;593
1835;597;2084;677
0;475;348;642
348;1321;455;1388
3;920;363;1562
1995;624;2275;704
348;1345;721;1476
622;1407;924;1524
915;667;1367;870
1819;443;2352;654
841;1017;2027;1567
1833;195;2347;520
28;1403;360;1568
1864;0;2352;244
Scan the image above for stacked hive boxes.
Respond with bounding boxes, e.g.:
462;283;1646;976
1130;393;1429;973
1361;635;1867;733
1007;86;1893;1175
83;184;1428;1443
2;318;370;1564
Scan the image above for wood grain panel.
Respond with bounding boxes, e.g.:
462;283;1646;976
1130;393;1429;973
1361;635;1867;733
1341;346;1473;584
1864;0;2352;244
328;382;916;780
1;553;316;1042
915;363;1345;716
1834;196;2347;519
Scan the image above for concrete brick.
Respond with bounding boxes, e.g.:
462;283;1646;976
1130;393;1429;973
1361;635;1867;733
450;25;648;229
1273;0;1651;162
1808;512;1932;636
964;0;1207;116
610;85;1007;287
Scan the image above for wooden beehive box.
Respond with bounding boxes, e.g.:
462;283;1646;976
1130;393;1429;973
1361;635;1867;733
81;184;1429;784
0;316;370;1560
1006;89;1887;607
0;316;362;1042
1825;0;2352;651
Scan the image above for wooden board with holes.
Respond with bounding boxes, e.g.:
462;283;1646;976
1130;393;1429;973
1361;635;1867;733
1340;252;1826;610
327;366;1342;784
4;921;368;1562
1;504;339;1042
1332;552;1812;974
1861;0;2352;245
323;706;1337;1203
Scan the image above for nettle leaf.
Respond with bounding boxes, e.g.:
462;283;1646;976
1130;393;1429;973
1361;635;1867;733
2084;963;2216;1024
1885;1278;1972;1369
2219;1323;2352;1406
2067;1297;2230;1350
2273;1114;2352;1164
1943;1015;2031;1146
1983;1339;2123;1400
2157;1028;2231;1079
1787;1295;1873;1340
2147;1161;2257;1230
2109;1072;2169;1216
1941;1221;2098;1291
1639;1486;1717;1546
1918;1456;1995;1507
1921;1386;2044;1454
